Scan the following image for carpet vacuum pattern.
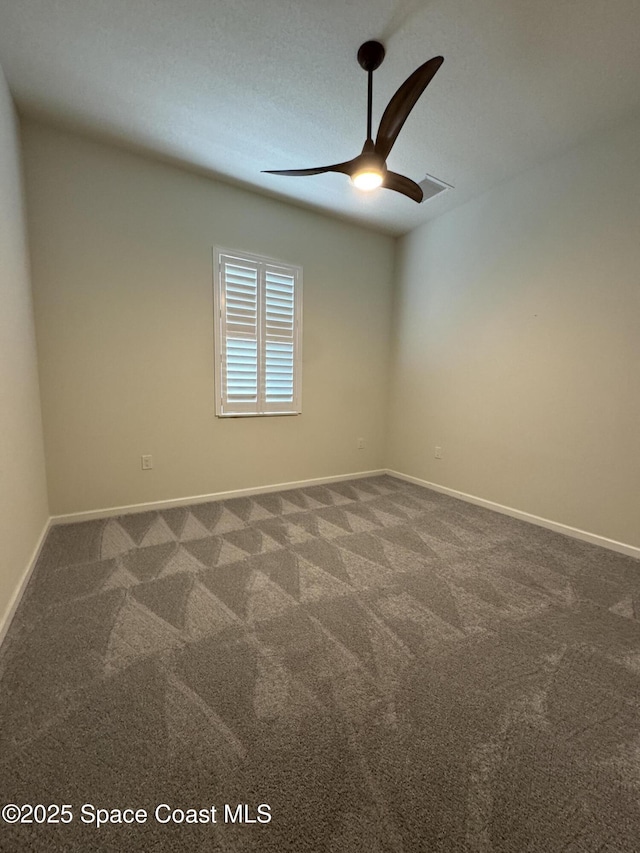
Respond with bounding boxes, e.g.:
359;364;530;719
1;475;640;852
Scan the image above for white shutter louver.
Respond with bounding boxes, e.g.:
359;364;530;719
214;251;302;416
221;259;259;410
264;266;295;405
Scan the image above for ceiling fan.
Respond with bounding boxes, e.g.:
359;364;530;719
263;41;443;203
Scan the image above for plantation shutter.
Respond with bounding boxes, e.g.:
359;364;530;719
263;264;296;410
215;251;302;416
219;255;259;413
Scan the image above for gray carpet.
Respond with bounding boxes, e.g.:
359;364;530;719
1;474;640;852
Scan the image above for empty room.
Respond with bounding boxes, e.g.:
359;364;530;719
1;0;639;850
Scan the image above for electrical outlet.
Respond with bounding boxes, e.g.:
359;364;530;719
434;446;443;459
141;454;153;470
357;437;366;450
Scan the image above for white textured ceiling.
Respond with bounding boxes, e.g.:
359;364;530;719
1;0;640;235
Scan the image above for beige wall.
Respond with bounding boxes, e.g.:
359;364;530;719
387;115;640;547
0;68;49;627
22;121;396;516
18;112;640;546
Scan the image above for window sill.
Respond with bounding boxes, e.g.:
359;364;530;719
216;411;302;418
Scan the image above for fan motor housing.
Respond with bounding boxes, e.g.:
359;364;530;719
357;41;385;72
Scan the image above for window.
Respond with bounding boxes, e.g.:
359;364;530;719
213;249;302;417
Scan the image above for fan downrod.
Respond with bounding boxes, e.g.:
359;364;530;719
357;41;385;72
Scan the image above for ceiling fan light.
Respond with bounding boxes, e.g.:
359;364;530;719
351;169;384;191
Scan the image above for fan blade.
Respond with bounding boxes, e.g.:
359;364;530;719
263;159;356;177
383;171;423;203
375;56;443;160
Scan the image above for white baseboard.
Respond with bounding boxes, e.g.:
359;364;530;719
51;469;388;525
387;469;640;560
0;517;53;648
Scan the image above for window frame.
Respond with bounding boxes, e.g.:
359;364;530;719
213;247;303;418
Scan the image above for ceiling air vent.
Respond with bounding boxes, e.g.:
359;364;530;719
418;173;453;203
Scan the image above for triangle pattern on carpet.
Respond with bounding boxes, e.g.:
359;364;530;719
339;550;396;589
180;512;211;541
101;519;137;559
182;537;222;569
165;674;246;766
397;570;463;631
102;564;139;591
176;635;259;740
336;532;391;569
301;486;336;507
251;492;284;516
161;506;188;539
246;499;276;521
253;518;290;546
292;538;352;585
184;580;241;639
104;596;183;673
280;496;306;514
123;542;178;582
140;515;175;547
217;539;254;566
326;482;361;502
298;557;353;604
199;563;254;618
189;501;223;531
343;510;379;534
306;596;377;675
316;506;354;533
223;497;255;521
324;487;355;506
368;505;407;527
248;550;301;600
222;527;281;555
117;511;157;545
211;507;247;534
159;544;206;577
132;572;194;631
245;571;297;625
375;525;438;559
282;520;316;545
